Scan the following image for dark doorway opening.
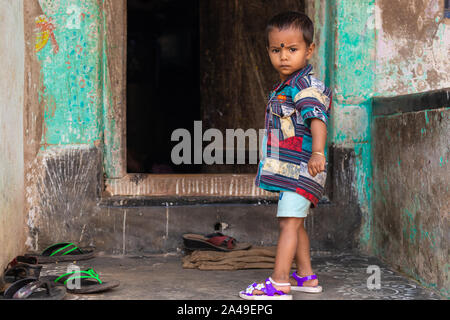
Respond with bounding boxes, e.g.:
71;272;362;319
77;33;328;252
126;0;305;175
127;0;200;173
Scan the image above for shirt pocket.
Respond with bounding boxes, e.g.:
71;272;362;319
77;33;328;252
270;102;296;139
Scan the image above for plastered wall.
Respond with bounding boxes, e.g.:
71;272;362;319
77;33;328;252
372;0;449;299
376;0;450;94
0;0;26;275
308;0;449;297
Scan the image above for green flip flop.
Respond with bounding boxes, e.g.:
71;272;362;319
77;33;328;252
24;242;96;264
41;268;120;294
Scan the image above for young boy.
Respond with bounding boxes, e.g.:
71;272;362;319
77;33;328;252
240;11;332;300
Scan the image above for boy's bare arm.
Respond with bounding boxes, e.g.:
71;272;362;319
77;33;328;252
308;118;327;177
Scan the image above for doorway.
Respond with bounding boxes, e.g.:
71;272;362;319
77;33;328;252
126;1;308;176
127;0;200;174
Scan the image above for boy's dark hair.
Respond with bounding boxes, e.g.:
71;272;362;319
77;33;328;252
266;11;314;46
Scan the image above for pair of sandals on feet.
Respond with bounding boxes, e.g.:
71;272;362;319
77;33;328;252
239;272;322;300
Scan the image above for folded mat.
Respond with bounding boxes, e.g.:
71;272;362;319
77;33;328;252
182;246;296;270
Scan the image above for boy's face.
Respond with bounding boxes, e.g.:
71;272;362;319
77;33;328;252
267;27;315;82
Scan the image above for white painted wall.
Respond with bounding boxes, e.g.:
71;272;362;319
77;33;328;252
0;0;25;273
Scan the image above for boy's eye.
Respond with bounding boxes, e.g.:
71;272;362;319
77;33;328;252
289;48;297;52
271;49;280;53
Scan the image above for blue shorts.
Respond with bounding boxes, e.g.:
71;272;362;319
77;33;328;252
277;191;311;218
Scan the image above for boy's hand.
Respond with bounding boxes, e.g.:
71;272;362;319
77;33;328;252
308;153;326;177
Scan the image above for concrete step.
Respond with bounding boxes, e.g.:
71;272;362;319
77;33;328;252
92;197;361;255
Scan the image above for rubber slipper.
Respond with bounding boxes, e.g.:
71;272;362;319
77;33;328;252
1;256;43;294
24;242;96;263
41;268;120;294
4;256;42;280
183;233;252;252
290;272;323;293
4;263;42;283
239;277;292;300
2;277;66;300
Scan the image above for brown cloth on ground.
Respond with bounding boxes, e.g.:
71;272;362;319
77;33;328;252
182;246;296;270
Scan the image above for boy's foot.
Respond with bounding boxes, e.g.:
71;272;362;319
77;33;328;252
289;273;319;287
239;277;292;300
251;278;291;295
289;272;323;293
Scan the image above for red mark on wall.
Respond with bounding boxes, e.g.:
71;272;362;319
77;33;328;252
75;45;83;55
66;55;71;69
35;15;59;54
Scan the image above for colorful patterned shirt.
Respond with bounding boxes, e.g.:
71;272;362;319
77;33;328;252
255;64;332;207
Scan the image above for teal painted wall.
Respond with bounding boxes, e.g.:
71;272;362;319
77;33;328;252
310;0;376;250
333;0;375;248
310;0;449;297
36;0;104;148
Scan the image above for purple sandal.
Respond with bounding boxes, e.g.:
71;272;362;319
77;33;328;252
291;272;323;293
239;277;292;300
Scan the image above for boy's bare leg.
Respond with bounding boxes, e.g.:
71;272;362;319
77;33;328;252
291;220;319;287
251;217;301;295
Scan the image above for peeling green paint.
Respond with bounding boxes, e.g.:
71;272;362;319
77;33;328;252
402;208;417;244
36;0;103;148
333;0;375;103
330;0;376;248
312;0;376;249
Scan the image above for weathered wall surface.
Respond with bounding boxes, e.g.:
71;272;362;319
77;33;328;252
23;0;107;251
371;0;450;298
0;0;26;274
308;0;449;297
372;96;449;298
307;0;375;250
376;0;450;95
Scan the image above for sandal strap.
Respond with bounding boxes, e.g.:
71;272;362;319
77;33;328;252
261;278;286;296
5;264;41;280
206;233;236;249
268;277;290;286
54;268;102;285
4;265;29;280
42;242;83;257
241;278;287;297
292;271;317;286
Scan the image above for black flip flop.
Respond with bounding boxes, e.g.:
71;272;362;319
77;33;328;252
2;278;66;300
1;256;43;294
183;232;252;252
24;242;96;263
4;256;42;281
41;268;120;294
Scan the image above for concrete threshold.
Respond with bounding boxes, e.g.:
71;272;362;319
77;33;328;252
39;251;442;300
